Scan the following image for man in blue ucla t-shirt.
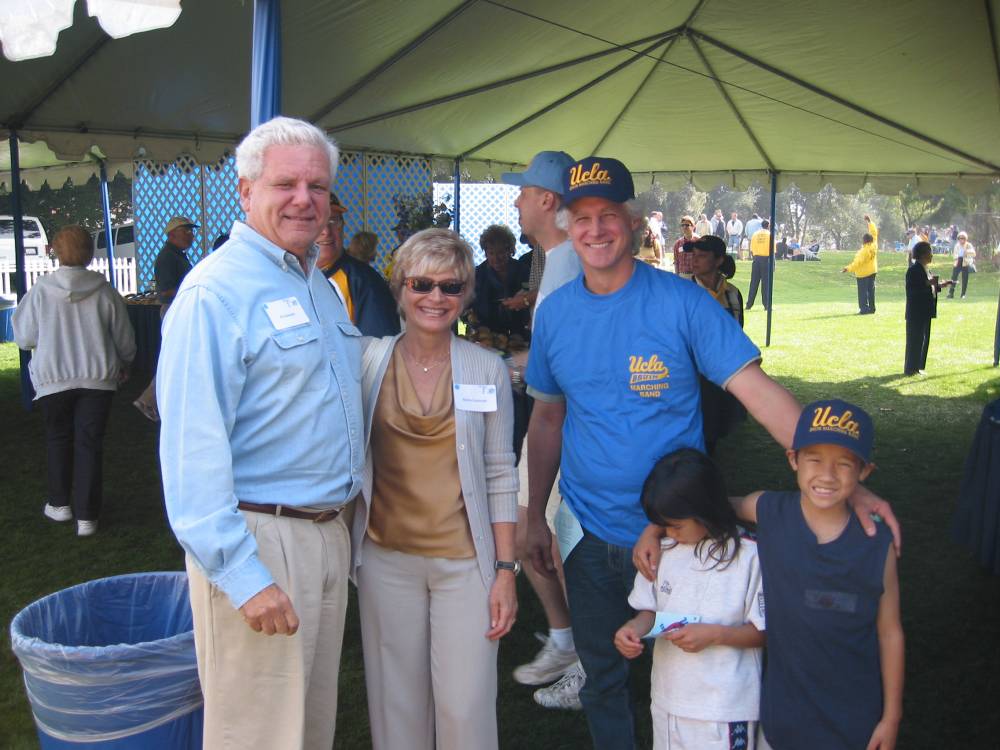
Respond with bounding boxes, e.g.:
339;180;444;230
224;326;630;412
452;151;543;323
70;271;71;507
523;156;897;750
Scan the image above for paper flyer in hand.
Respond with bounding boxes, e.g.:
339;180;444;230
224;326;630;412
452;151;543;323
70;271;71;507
642;611;702;639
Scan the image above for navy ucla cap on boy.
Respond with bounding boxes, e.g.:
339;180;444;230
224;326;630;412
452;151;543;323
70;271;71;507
562;156;635;206
793;399;874;463
501;150;576;195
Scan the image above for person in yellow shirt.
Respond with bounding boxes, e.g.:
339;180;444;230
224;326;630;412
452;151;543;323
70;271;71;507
745;219;772;311
842;232;878;314
863;214;878;247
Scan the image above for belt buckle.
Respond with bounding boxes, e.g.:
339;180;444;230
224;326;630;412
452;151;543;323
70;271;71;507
312;508;339;523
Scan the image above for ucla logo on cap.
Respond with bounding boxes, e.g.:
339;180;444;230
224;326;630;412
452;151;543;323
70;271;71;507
810;405;862;439
792;398;874;463
569;161;613;189
563;156;635;205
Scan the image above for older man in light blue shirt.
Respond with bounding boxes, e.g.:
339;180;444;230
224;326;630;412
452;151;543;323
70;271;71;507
158;117;362;750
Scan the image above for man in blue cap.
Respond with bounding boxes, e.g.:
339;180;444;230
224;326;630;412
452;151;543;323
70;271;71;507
500;150;586;709
502;151;582;313
523;156;900;749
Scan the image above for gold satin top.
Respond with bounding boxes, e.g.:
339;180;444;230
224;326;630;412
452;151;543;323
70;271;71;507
367;345;474;558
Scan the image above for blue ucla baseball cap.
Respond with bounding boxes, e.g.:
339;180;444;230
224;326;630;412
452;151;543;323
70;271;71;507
501;150;576;194
562;156;635;206
793;399;874;463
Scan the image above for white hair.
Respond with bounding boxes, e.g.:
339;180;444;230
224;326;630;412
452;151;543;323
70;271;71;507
235;116;340;185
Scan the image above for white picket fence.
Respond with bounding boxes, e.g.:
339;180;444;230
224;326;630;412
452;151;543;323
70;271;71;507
0;258;138;297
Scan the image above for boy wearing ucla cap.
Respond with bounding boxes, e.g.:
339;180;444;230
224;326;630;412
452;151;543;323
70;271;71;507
732;399;904;750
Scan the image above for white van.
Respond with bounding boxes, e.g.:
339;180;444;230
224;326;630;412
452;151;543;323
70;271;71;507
0;215;49;264
93;221;136;260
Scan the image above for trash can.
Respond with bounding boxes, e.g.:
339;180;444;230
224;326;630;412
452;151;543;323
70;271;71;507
0;293;15;343
10;572;203;748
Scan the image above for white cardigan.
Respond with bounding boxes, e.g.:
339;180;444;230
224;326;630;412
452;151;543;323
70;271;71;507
351;334;519;588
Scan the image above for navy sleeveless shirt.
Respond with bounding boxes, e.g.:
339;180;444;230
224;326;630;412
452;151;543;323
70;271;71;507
756;491;892;749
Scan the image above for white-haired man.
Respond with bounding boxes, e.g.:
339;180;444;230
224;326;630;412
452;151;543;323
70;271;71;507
158;116;363;749
524;156;900;749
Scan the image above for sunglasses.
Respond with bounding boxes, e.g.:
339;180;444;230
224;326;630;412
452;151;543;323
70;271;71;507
403;277;466;296
680;223;693;228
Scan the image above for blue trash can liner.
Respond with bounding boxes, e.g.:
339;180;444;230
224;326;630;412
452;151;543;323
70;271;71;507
10;572;203;747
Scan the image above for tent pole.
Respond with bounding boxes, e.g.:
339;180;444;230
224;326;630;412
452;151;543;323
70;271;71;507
251;0;282;128
993;280;999;367
8;133;27;304
765;171;777;347
8;131;34;408
99;161;116;288
452;159;461;235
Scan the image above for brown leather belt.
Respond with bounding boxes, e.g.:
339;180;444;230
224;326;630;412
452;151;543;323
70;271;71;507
237;501;343;523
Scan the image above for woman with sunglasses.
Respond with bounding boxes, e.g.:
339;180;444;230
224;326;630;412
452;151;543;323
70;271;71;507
351;228;518;750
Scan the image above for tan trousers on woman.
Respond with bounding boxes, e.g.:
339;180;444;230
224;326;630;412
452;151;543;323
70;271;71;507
186;510;350;750
357;538;499;750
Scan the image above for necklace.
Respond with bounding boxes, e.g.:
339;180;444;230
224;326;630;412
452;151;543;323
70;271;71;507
401;342;449;373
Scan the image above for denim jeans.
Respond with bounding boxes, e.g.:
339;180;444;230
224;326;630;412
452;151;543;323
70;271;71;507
564;528;639;750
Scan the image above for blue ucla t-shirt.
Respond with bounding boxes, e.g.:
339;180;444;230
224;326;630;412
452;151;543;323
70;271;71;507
526;260;760;547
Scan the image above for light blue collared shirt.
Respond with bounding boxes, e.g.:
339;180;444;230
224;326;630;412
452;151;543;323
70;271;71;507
158;221;364;608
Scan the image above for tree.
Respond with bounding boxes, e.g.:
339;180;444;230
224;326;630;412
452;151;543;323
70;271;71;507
0;172;133;238
895;184;944;232
775;184;817;242
634;181;707;240
704;184;761;222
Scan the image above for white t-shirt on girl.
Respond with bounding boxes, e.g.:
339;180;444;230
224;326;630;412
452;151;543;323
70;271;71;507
627;534;766;722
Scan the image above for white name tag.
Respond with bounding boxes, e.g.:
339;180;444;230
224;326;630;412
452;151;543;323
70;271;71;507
264;297;310;330
454;383;497;412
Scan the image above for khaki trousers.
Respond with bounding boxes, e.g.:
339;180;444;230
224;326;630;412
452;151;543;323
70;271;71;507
186;510;350;750
357;538;499;750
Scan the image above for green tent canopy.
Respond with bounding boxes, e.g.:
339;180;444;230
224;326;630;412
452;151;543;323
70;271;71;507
1;0;997;192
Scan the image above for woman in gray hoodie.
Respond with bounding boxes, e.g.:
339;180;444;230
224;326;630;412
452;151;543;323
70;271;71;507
13;225;135;536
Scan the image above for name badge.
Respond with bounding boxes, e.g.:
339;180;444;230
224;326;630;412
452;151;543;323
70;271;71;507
454;384;497;412
264;297;310;330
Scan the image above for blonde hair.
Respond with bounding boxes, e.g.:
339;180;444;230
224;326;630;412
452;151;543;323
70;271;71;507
347;231;378;264
389;228;475;310
53;225;94;267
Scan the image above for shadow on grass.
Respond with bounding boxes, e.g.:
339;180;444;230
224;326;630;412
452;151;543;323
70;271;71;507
714;373;999;750
802;312;870;321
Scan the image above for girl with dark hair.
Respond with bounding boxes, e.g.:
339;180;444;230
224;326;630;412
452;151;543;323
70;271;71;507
615;448;765;750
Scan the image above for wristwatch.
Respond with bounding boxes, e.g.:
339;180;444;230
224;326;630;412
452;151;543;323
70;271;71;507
495;559;522;575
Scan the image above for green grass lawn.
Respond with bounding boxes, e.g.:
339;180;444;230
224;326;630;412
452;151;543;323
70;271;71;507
2;251;998;748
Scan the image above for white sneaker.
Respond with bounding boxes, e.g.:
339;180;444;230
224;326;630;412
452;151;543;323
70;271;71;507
532;661;585;710
77;520;98;537
43;503;73;522
513;633;579;685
